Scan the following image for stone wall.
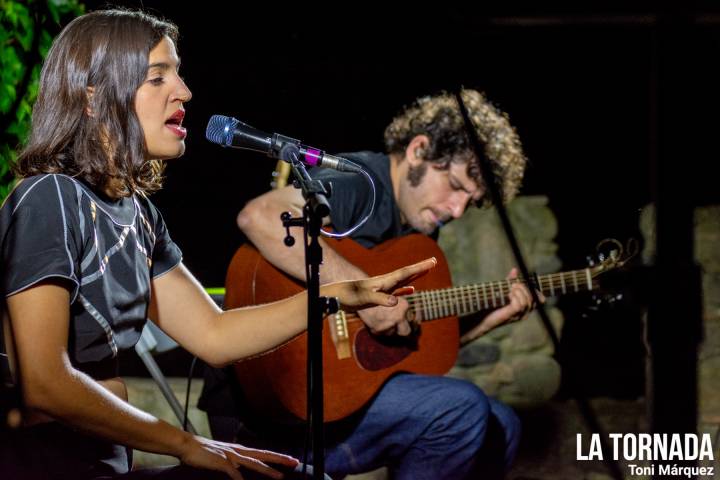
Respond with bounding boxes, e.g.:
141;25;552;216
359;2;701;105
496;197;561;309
639;205;720;422
439;195;563;407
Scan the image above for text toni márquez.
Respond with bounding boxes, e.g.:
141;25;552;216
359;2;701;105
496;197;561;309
577;433;716;477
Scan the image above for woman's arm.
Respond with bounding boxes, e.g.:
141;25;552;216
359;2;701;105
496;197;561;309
7;280;297;480
148;259;435;367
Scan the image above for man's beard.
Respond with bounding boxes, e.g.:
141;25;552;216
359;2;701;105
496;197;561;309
407;162;428;187
405;162;441;234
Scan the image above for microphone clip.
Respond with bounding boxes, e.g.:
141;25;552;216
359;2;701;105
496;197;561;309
272;134;302;160
281;211;302;247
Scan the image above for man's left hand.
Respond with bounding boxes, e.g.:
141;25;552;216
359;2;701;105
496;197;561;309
460;268;544;344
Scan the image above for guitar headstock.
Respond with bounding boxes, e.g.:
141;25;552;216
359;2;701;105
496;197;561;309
587;238;638;279
582;238;638;309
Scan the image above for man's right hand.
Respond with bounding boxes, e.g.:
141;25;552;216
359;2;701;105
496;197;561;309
358;301;414;336
322;257;435;328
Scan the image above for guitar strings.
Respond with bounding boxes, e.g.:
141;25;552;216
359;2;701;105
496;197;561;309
405;269;593;303
403;269;595;318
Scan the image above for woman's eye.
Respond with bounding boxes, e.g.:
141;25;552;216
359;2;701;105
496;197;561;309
148;77;164;85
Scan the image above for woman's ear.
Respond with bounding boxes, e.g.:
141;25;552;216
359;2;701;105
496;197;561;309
85;86;95;117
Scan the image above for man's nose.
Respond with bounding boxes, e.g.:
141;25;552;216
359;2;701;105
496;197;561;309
449;192;471;218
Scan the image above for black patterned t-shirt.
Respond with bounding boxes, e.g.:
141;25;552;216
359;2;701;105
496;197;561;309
0;173;182;380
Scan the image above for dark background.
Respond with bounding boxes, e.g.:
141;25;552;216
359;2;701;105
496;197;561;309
89;2;720;397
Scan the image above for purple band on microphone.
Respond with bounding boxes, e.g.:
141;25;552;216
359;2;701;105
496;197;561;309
304;148;322;166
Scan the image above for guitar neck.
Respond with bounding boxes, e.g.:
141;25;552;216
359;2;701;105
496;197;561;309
406;268;595;321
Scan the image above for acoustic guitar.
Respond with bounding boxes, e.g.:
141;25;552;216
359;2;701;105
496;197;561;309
225;233;627;422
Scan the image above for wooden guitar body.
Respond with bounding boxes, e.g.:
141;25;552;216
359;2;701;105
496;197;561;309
224;234;458;422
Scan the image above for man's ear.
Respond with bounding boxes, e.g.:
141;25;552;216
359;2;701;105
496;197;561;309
85;86;95;117
405;135;430;167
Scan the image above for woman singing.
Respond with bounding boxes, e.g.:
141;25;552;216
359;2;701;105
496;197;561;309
0;9;433;479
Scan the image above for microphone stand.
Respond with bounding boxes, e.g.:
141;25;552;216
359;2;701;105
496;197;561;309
279;144;337;480
454;91;624;480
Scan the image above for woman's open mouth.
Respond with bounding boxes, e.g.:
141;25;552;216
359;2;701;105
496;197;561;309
165;109;187;139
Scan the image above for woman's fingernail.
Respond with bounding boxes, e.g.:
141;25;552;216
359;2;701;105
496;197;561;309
388;296;398;305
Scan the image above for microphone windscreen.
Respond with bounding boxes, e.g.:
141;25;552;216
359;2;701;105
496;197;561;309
205;114;237;146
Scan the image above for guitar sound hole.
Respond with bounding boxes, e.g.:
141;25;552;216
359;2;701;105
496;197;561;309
354;328;419;371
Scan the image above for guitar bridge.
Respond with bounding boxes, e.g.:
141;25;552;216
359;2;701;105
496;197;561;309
328;310;351;359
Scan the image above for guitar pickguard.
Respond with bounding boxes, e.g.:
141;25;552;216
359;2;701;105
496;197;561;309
353;327;419;371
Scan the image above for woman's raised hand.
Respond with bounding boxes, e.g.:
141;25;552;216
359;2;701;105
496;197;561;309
323;257;436;312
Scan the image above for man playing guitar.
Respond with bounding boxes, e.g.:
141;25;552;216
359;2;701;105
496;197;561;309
199;89;537;480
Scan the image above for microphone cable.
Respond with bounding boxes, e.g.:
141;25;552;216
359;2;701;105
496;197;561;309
284;147;376;240
319;167;376;240
183;355;199;432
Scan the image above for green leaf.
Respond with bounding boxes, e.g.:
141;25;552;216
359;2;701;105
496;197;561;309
16;4;34;51
0;45;24;85
6;118;27;140
51;0;85;20
52;0;85;17
0;82;16;113
0;180;17;204
39;29;52;57
0;144;17;204
0;27;11;46
46;0;60;24
0;0;86;202
16;97;32;122
4;1;18;28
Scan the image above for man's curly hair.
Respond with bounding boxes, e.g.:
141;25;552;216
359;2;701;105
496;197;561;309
384;89;527;207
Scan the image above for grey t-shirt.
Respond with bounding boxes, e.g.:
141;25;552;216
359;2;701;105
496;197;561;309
311;151;414;248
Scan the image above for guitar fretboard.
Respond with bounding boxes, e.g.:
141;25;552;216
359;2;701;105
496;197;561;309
405;269;595;321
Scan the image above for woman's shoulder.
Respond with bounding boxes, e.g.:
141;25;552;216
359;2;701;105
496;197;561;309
1;173;80;214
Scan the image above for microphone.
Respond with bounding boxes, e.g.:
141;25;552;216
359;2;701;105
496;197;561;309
205;115;362;173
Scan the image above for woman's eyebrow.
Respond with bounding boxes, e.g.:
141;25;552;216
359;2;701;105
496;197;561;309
147;58;181;71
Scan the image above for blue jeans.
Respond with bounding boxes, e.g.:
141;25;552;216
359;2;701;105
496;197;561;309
230;374;521;480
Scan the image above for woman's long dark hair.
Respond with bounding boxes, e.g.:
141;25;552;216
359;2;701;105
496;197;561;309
14;9;178;198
